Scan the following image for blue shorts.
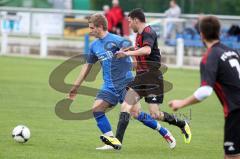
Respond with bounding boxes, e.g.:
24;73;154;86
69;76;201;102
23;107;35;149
96;88;127;106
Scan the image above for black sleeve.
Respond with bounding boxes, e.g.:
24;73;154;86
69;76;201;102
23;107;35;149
200;49;219;87
142;30;155;48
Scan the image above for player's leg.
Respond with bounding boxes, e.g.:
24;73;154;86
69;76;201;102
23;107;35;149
115;101;141;143
115;88;172;145
146;96;192;144
93;90;121;150
101;88;139;149
225;155;240;159
116;87;176;149
92;99;113;137
115;88;140;143
144;67;192;144
130;102;176;149
224;110;240;159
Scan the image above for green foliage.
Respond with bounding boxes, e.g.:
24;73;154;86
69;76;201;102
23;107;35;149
0;0;51;8
90;0;240;15
0;0;22;7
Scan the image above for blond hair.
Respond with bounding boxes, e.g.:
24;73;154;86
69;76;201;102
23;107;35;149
88;13;108;31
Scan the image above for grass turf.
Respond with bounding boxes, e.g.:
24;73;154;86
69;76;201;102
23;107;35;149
0;56;224;159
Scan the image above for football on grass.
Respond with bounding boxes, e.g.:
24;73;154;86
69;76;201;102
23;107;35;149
12;125;31;143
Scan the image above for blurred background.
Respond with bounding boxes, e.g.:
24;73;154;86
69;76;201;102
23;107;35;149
0;0;240;67
1;0;240;14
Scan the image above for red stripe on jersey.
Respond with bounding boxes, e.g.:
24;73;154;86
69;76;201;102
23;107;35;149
201;81;208;86
136;34;143;47
135;56;142;71
143;41;151;46
144;26;151;33
201;48;212;64
140;55;148;69
135;34;143;71
214;82;229;117
135;34;148;72
135;55;148;72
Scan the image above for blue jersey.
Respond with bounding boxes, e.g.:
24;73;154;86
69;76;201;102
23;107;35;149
87;33;133;94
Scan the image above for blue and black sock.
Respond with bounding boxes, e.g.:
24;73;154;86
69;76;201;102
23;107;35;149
137;112;168;137
116;112;131;143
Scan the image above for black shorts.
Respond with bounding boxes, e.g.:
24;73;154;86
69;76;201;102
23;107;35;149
224;109;240;156
128;70;164;104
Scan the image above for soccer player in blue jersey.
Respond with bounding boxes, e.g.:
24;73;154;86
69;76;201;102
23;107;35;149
68;13;175;150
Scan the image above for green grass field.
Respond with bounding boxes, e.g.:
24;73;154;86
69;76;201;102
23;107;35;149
0;56;224;159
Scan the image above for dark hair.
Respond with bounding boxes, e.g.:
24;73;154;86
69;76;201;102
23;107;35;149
128;8;145;23
199;16;220;41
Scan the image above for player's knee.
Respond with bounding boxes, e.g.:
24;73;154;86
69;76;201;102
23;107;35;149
158;111;165;120
150;112;158;120
150;111;162;120
92;107;98;113
120;104;131;113
92;105;104;113
225;155;240;159
130;110;140;119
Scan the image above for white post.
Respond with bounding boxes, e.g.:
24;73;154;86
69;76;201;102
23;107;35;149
176;38;184;67
1;31;8;55
40;32;48;58
163;18;168;39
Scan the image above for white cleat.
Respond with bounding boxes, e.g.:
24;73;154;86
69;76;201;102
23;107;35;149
163;132;176;149
96;145;114;150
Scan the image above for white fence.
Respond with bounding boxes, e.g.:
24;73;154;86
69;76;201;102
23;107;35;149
1;7;240;37
0;7;240;67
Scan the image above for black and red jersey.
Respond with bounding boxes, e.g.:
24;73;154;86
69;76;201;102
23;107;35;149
135;26;161;73
200;42;240;117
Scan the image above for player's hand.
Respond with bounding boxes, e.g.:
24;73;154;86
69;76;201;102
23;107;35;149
168;100;185;111
121;46;135;52
68;85;79;100
115;46;134;59
115;51;127;58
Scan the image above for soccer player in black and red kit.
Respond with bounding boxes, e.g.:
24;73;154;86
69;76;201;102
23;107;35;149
100;8;191;150
169;16;240;159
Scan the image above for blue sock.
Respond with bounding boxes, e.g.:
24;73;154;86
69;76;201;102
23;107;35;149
159;126;168;137
136;112;158;129
93;112;112;134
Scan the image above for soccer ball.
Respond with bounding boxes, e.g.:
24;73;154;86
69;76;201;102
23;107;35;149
12;125;31;143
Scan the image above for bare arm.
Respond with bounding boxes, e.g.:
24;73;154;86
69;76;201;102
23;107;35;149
68;63;93;99
116;46;151;58
125;46;151;56
169;95;200;111
168;86;213;111
73;63;93;86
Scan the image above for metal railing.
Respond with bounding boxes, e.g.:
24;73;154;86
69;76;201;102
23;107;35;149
1;7;240;37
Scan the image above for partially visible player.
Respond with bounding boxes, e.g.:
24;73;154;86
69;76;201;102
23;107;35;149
100;8;191;149
169;16;240;159
68;13;175;150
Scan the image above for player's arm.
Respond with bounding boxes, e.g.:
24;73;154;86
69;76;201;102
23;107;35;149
169;50;218;111
116;31;154;58
125;46;151;56
169;86;213;111
116;44;151;58
68;63;93;100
